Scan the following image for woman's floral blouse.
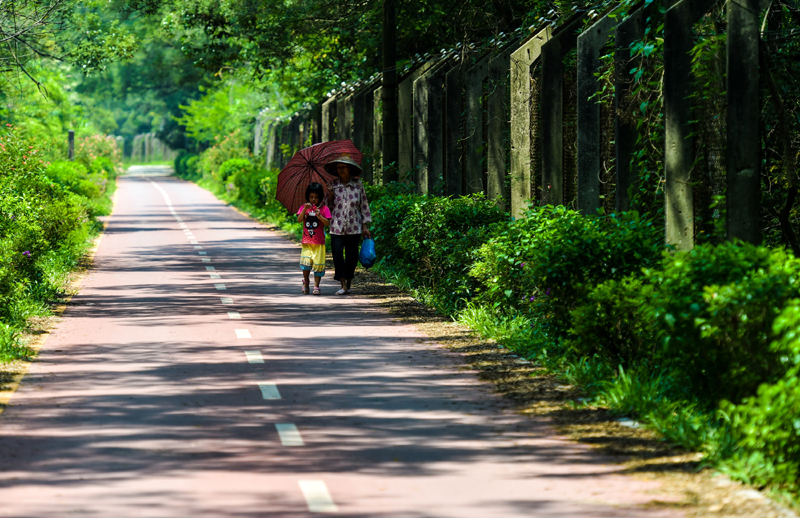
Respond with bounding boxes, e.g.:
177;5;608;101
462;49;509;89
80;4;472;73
325;177;372;235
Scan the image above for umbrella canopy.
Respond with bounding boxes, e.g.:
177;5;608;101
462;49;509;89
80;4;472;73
275;140;363;214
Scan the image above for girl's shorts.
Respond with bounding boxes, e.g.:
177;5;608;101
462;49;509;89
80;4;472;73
300;243;326;277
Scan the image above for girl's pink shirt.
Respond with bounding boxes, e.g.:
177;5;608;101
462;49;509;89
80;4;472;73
297;205;331;245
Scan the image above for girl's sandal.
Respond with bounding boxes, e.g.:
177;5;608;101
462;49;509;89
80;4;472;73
302;281;310;294
312;287;321;296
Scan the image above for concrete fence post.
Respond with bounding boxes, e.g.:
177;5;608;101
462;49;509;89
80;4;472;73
540;13;587;206
322;96;337;142
726;0;765;243
68;130;75;161
577;13;617;215
614;2;659;213
373;85;384;182
413;58;452;194
445;61;467;196
510;27;552;217
664;0;719;249
398;61;436;182
486;41;522;208
464;53;491;194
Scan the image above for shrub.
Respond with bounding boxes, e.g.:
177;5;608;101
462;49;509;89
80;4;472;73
568;276;657;367
46;161;103;200
368;184;419;264
198;130;250;181
718;301;800;491
217;158;252;198
572;242;800;407
0;128;90;338
395;194;506;310
90;156;118;179
470;206;664;338
75;134;122;169
368;188;506;312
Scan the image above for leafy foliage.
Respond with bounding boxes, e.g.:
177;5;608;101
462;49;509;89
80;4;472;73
470;206;664;338
0;127;118;359
716;302;800;491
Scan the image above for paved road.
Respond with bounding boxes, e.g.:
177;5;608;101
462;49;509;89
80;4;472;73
0;167;682;517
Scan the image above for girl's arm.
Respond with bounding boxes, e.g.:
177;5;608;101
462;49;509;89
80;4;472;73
296;204;309;223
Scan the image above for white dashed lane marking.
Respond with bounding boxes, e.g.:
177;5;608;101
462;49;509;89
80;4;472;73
244;351;263;363
202;258;211;262
151;179;334;513
298;481;337;513
257;383;281;399
275;424;304;446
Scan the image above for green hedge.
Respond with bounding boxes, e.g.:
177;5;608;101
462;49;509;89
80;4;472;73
361;184;800;498
0;129;116;361
471;206;664;338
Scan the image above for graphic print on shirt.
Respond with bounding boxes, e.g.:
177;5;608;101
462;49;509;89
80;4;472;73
305;209;320;239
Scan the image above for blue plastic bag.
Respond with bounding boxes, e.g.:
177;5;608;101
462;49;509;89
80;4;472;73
359;238;377;268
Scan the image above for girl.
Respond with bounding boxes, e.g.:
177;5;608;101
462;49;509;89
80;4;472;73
296;182;331;295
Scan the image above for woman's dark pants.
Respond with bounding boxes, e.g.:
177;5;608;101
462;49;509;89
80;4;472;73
331;234;360;281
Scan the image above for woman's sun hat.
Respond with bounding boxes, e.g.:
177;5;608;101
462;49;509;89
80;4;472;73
324;153;363;177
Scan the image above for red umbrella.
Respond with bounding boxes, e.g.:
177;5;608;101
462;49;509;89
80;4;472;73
275;140;363;214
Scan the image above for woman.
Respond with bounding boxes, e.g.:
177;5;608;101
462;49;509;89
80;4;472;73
324;154;372;295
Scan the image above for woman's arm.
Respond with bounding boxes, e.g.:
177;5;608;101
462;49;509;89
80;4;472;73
317;208;330;227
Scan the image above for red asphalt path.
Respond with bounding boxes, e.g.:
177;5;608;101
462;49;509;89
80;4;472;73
0;166;684;517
